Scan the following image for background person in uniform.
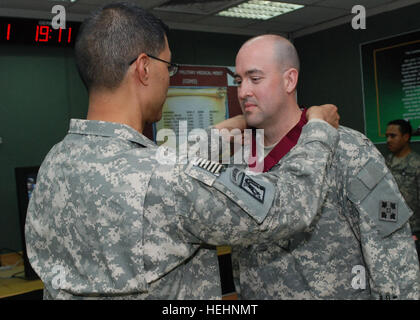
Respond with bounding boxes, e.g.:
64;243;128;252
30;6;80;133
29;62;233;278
229;34;420;299
24;3;341;299
386;119;420;259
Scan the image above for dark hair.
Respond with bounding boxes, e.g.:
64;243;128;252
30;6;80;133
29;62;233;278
75;2;169;91
388;119;412;140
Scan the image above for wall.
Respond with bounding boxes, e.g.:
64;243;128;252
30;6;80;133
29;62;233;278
0;44;87;252
294;1;420;155
0;30;248;252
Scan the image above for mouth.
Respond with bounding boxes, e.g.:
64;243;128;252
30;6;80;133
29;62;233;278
243;102;257;112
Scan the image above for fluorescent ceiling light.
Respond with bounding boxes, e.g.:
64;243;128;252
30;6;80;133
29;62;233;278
217;1;303;20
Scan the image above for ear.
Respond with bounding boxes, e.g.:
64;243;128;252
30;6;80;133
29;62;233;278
133;53;150;86
283;68;299;94
402;133;410;143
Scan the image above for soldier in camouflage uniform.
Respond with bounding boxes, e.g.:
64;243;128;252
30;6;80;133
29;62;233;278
386;119;420;258
24;3;340;299
231;35;420;299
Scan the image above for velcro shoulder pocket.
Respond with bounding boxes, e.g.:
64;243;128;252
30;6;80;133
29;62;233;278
348;159;412;238
185;163;275;224
184;161;218;187
214;168;275;224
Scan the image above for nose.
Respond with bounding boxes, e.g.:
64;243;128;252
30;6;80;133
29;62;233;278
237;80;252;101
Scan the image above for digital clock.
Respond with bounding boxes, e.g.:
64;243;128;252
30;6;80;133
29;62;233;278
0;17;80;46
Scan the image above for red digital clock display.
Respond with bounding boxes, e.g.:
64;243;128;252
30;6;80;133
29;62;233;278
35;25;72;43
0;17;79;46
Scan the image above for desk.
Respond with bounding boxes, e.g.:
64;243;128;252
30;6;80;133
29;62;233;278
0;253;43;299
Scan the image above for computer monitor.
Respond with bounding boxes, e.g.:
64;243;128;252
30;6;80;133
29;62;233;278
15;166;40;280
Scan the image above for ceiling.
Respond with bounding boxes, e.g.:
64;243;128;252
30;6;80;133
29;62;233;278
0;0;419;38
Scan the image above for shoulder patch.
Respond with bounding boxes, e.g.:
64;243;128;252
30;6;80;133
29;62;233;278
348;159;412;237
215;167;274;224
234;169;266;203
184;158;275;224
379;201;398;223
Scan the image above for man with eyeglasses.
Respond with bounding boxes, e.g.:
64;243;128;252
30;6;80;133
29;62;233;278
129;54;179;77
25;2;340;299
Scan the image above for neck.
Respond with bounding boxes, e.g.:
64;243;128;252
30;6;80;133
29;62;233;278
262;102;301;146
394;144;411;158
86;87;144;133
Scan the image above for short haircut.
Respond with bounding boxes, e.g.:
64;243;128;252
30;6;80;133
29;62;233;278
274;38;300;72
388;119;412;139
243;34;300;72
75;2;169;91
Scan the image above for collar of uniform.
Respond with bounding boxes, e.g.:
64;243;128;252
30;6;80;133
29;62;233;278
68;119;156;148
388;151;418;168
248;108;307;172
263;108;307;172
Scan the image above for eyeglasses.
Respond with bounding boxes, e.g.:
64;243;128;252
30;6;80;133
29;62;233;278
129;54;179;77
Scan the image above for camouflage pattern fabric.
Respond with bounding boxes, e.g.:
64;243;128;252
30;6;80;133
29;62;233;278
25;119;338;299
235;126;420;300
386;151;420;236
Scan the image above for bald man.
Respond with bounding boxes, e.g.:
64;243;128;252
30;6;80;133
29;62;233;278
230;35;420;299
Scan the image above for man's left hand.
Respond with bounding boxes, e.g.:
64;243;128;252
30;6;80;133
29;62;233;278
306;104;340;129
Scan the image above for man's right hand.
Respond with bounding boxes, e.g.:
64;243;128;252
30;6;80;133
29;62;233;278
306;104;340;129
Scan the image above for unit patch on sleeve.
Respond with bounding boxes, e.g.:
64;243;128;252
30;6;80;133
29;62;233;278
230;168;265;203
379;201;398;222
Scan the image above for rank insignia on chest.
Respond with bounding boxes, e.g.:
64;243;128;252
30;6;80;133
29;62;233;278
192;157;225;176
379;201;398;222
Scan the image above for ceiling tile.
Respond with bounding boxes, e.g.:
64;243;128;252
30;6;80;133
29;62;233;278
153;0;241;15
271;5;347;25
316;0;394;10
65;0;167;8
193;15;255;28
70;0;105;4
270;0;322;4
67;3;100;14
0;0;416;38
137;0;174;10
152;10;203;23
0;0;53;11
247;20;306;33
